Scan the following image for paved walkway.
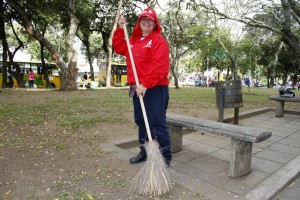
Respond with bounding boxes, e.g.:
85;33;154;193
105;109;300;200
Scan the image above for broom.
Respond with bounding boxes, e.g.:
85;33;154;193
122;23;172;196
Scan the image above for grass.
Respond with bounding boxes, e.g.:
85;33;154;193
0;87;299;130
0;89;132;129
170;86;299;113
0;137;24;147
2;86;297;151
53;141;69;151
95;166;129;189
54;191;102;200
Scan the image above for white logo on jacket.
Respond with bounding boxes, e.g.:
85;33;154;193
141;10;152;15
143;40;152;48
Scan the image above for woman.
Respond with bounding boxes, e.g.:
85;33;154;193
113;8;172;166
28;68;35;88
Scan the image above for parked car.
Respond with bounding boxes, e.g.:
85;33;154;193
186;79;196;86
179;79;196;86
254;83;266;88
178;79;186;86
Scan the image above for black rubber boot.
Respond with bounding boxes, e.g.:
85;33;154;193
129;146;147;164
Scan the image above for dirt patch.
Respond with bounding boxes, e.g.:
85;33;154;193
0;89;213;200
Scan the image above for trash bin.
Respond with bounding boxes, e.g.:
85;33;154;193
215;80;243;123
216;80;243;108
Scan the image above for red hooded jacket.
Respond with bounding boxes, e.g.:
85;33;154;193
112;8;170;89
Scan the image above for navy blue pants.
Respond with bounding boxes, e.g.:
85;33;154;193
133;86;172;163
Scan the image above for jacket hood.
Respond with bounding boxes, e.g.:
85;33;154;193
132;8;162;38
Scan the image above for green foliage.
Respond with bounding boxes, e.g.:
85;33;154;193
278;45;300;78
184;28;233;74
5;22;29;50
26;23;67;62
235;36;261;77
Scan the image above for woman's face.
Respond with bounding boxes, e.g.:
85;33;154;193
139;17;155;36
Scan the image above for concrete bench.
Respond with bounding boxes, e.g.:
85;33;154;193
269;95;300;117
167;113;272;177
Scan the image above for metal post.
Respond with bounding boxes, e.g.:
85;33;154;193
218;87;224;122
234;107;239;124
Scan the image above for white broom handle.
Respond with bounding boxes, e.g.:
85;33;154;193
123;24;153;142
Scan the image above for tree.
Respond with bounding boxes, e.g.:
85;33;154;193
79;31;103;79
76;0;100;82
3;20;27;88
0;0;8;88
26;22;67;88
159;1;209;88
3;0;58;88
277;43;299;84
3;0;156;90
194;0;300;67
185;28;233;82
6;0;80;91
237;37;260;78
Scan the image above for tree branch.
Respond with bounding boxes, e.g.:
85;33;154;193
198;2;281;34
6;0;66;68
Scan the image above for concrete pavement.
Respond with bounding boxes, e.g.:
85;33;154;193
104;108;300;200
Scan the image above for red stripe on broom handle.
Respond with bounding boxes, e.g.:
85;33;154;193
123;24;153;142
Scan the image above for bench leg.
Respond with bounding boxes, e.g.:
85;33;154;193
168;124;183;153
275;101;284;117
229;139;252;177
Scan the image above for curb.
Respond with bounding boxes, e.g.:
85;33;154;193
242;155;300;200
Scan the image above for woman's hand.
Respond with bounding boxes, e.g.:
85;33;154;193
136;84;147;97
118;16;126;28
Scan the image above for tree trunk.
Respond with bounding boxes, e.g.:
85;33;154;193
85;40;95;81
82;36;95;81
77;33;94;81
107;0;123;88
269;42;283;88
40;25;51;88
233;53;238;80
8;61;25;88
64;0;79;91
5;19;26;87
0;0;8;88
170;55;180;89
59;67;78;90
269;69;275;88
40;43;51;88
101;31;111;87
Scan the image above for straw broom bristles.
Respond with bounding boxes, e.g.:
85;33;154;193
129;140;172;196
